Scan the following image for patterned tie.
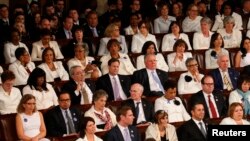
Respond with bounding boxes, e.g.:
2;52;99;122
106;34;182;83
124;128;132;141
113;77;122;100
151;71;164;92
208;95;218;118
65;110;76;134
222;72;232;91
81;87;90;104
135;102;140;119
199;122;207;137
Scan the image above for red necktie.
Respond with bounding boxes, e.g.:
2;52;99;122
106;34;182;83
25;67;31;74
208;95;218;118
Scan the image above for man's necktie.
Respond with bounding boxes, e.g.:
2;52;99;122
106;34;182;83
91;28;98;37
65;110;76;134
199;122;207;137
151;71;164;92
223;72;232;91
135;102;140;118
208;95;218;118
124;128;132;141
68;31;73;39
82;87;90;104
113;77;122;100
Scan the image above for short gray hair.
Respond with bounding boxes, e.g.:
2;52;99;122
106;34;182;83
69;65;82;77
223;16;235;26
93;89;109;102
200;17;212;26
185;57;197;67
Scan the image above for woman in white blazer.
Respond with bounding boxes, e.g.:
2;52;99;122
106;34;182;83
31;29;64;61
100;39;136;75
136;41;169;72
84;90;117;132
167;39;193;72
145;110;178;141
98;23;127;56
8;47;35;86
76;116;103;141
38;48;69;82
182;4;202;32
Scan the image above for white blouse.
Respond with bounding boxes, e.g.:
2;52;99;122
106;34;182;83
131;32;157;53
161;33;192;51
182;16;203;32
4;42;29;64
205;48;230;69
193;31;214;50
167;52;193;72
217;29;242;48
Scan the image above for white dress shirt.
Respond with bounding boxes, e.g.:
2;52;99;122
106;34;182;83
167;52;193;72
161;33;192;51
217;29;242;48
109;74;127;100
153;16;176;33
4;42;29;64
202;92;220;118
205;48;230;69
182;16;203;32
220;117;250;125
131;32;158;53
133;100;146;123
193;31;214;50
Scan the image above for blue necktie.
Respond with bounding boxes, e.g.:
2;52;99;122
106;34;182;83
151;71;164;92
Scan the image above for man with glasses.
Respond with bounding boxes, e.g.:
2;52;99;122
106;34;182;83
45;91;81;137
189;75;228;119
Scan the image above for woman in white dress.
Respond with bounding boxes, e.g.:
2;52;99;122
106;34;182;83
16;94;49;141
235;37;250;67
76;116;103;141
182;4;202;32
38;48;69;82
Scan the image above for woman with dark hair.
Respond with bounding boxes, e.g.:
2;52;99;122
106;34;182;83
205;33;230;69
136;41;169;71
38;48;69;82
161;21;192;52
76;116;103;141
235;37;250;67
145;110;178;141
16;94;49;141
22;67;58;110
167;39;193;72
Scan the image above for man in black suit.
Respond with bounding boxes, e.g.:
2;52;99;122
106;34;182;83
177;102;207;141
96;58;131;101
189;75;228;120
56;16;74;39
210;54;239;91
132;54;168;97
0;4;10;45
45;92;82;137
123;83;154;125
105;105;141;141
62;65;94;105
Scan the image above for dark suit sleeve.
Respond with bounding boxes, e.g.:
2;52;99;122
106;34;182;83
104;131;117;141
62;81;81;105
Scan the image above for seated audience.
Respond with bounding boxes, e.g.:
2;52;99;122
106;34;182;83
136;41;169;71
76;116;103;141
0;70;22;115
22;68;58;110
62;65;94;105
124;13;139;35
56;16;74;40
155;80;191;123
235;37;250;67
16;94;49;141
96;58;131;101
84;90;117;131
167;39;193;72
100;39;136;75
178;58;204;95
9;47;35;86
38;48;69;82
182;4;202;32
145;110;178;141
123;83;154;125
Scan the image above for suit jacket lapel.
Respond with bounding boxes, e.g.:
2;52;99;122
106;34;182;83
128;126;136;141
114;126;125;141
216;69;224;89
141;100;148;120
56;107;67;131
190;119;206;139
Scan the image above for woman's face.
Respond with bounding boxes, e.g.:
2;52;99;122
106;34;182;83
75;30;83;40
172;4;180;15
201;21;210;33
187;60;199;73
159;115;168;127
21;51;31;64
34;13;41;24
41;35;51;45
176;44;185;53
146;44;156;54
241;81;250;92
15;15;25;24
214;35;223;47
11;31;20;43
74;46;85;59
164;88;176;100
243;39;250;51
188;5;198;19
14;23;25;33
224;22;234;31
232;105;244;121
109;43;120;55
223;5;232;16
171;24;180;34
111;26;120;38
85;121;96;134
36;76;45;86
161;5;169;16
94;96;107;111
44;50;54;63
23;98;36;112
139;23;148;34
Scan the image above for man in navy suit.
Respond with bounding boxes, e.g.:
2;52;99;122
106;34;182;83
96;58;131;101
123;83;154;125
132;54;168;97
210;54;239;91
56;16;74;39
105;105;141;141
45;92;82;137
177;102;207;141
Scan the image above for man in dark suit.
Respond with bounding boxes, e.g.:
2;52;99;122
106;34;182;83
210;54;239;91
62;65;94;105
123;83;154;125
132;54;168;97
96;58;131;101
45;92;82;137
189;75;228;120
0;4;11;45
104;105;141;141
56;16;74;39
177;102;207;141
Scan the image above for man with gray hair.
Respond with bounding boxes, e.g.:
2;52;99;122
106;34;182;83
210;53;239;91
62;65;94;105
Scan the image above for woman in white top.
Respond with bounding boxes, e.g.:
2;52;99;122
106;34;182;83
100;39;136;75
145;110;178;141
220;102;250;125
161;21;192;52
212;1;243;31
235;37;250;67
217;16;242;48
22;68;58;110
98;23;127;56
167;39;193;72
38;48;69;82
124;13;139;35
136;41;169;71
84;90;117;132
193;17;214;50
31;29;64;61
16;94;49;141
76;116;103;141
205;33;230;69
68;43;101;79
178;58;204;95
153;1;176;34
4;28;29;64
131;20;157;53
182;4;202;32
